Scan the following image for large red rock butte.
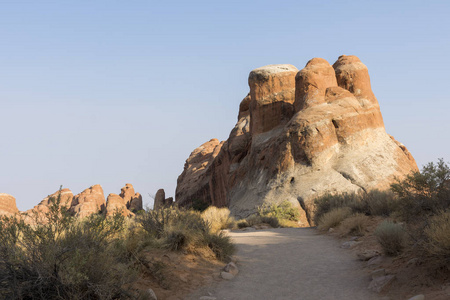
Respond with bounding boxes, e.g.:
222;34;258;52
175;55;418;225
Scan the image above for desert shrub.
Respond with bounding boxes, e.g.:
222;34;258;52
339;213;370;236
260;215;280;228
374;220;406;256
238;214;279;228
258;201;300;222
424;210;450;266
137;207;179;238
136;207;235;261
242;214;261;227
362;189;398;217
317;207;352;231
202;206;236;232
313;190;399;225
0;192;138;300
391;159;450;222
164;229;189;251
313;193;364;225
203;231;235;261
237;219;249;228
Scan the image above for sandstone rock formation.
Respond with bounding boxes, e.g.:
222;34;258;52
105;184;142;216
129;193;143;212
21;188;74;223
70;185;106;218
119;183;143;212
2;183;143;222
105;193;132;217
0;193;19;216
176;55;418;223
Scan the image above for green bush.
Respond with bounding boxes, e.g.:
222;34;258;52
374;220;406;256
258;200;300;222
391;159;450;222
317;207;352;231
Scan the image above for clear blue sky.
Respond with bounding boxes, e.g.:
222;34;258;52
1;1;449;210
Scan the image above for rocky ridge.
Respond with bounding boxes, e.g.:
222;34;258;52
176;55;418;224
0;183;145;222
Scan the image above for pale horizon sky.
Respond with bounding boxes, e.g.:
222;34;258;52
1;1;449;211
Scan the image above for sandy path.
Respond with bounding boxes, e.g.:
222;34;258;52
187;228;382;300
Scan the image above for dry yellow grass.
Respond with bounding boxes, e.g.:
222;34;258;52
201;206;235;232
339;213;370;236
317;207;352;231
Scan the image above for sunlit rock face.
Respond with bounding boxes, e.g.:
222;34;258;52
176;55;417;224
0;193;19;216
14;183;142;223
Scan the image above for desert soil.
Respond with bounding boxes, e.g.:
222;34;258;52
187;228;383;300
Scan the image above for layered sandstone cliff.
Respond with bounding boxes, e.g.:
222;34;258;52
176;55;418;223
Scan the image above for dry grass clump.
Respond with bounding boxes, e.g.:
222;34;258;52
236;201;300;229
339;213;370;236
201;206;236;232
136;207;235;261
313;190;397;225
374;220;406;256
317;207;352;231
236;214;280;229
424;210;450;267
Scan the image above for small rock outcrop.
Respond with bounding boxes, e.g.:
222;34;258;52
119;183;143;212
129;193;143;212
105;193;131;217
153;189;173;210
105;184;142;216
176;55;418;222
0;193;19;216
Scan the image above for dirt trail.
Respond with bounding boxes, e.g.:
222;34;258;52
187;228;382;300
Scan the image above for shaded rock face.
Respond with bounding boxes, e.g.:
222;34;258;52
176;55;418;222
154;189;173;210
0;193;19;216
